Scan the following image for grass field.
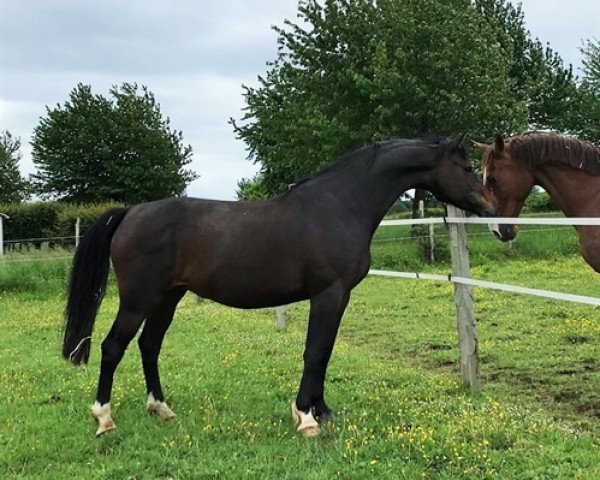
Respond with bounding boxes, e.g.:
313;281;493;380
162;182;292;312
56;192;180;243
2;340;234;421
0;230;599;479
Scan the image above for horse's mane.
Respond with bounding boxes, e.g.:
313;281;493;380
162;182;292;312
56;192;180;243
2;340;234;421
509;131;600;175
286;137;454;191
287;143;378;190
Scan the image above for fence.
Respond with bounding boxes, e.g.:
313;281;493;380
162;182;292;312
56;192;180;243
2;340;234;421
277;208;600;390
0;214;81;255
0;214;8;256
2;209;599;390
376;207;600;390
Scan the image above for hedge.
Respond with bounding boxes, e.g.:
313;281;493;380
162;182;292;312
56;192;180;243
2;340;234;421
0;202;122;244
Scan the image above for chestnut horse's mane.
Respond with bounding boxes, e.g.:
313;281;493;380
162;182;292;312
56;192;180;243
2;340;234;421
509;131;600;176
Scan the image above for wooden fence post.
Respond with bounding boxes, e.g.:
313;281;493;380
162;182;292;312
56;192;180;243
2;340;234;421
447;205;481;391
0;214;8;257
419;200;435;262
275;305;287;330
75;217;81;248
418;200;425;218
429;223;435;263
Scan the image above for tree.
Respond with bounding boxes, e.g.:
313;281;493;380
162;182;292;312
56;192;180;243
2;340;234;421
572;39;600;141
236;174;269;201
32;83;197;204
581;39;600;89
0;131;30;203
473;0;577;132
233;0;526;196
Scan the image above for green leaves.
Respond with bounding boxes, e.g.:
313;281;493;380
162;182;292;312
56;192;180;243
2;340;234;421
474;0;581;133
581;39;600;91
236;174;269;201
234;0;599;200
233;0;527;196
31;83;197;204
573;39;600;141
0;131;30;204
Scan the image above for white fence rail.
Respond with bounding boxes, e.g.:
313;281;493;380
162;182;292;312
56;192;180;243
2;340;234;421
368;270;600;307
377;214;600;307
380;217;600;226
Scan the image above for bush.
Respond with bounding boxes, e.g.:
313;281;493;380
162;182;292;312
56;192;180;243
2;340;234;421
523;190;556;213
0;202;62;243
0;201;122;247
387;199;412;216
54;203;122;238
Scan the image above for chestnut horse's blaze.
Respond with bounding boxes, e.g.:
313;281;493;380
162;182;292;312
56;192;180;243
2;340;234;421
63;136;497;436
477;131;600;273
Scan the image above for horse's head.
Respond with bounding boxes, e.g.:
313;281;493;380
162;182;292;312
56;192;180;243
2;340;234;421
476;134;536;242
422;135;497;218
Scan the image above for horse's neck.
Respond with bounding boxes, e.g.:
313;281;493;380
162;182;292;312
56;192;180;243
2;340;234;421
534;165;600;217
360;173;419;231
534;165;600;273
301;164;421;233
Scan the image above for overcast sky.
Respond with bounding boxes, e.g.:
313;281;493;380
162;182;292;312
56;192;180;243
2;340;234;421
1;1;599;200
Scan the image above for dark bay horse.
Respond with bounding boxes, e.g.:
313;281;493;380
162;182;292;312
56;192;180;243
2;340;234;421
477;132;600;273
64;137;497;436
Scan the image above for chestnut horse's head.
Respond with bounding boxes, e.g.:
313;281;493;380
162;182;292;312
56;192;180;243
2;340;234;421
475;134;536;242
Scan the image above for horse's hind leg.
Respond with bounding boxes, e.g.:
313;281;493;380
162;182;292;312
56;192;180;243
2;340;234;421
138;288;185;420
92;306;146;435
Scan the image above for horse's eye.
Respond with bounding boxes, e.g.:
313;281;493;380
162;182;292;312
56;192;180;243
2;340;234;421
487;177;499;186
464;165;473;173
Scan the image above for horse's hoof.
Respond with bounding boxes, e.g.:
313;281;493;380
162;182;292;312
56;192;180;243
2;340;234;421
298;423;320;437
148;402;177;420
291;402;320;437
95;419;116;436
147;393;177;420
92;401;116;436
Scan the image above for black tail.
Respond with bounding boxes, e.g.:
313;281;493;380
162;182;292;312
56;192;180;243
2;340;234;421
63;207;129;364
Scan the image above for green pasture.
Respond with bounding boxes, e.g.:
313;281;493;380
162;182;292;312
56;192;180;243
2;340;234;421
0;228;598;479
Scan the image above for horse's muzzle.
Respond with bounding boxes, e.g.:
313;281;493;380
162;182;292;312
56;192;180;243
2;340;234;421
489;223;517;242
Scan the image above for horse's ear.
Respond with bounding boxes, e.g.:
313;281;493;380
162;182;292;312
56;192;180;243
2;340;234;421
472;141;490;154
493;134;505;153
448;134;467;152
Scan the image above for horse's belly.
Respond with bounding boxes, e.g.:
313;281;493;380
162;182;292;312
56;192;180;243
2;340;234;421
195;281;308;309
185;260;308;309
208;289;308;309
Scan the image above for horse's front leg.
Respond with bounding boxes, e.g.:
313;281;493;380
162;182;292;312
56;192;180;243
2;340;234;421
293;284;350;436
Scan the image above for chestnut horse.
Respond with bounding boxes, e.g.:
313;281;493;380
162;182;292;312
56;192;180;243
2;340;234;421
64;137;497;436
477;131;600;273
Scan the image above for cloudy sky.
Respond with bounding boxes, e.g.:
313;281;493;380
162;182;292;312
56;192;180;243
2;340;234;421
1;1;599;200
